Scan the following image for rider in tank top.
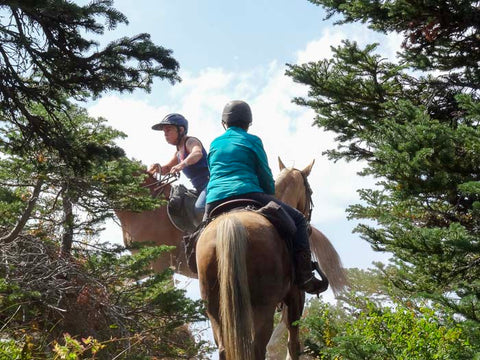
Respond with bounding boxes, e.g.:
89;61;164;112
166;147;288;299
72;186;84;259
148;113;210;219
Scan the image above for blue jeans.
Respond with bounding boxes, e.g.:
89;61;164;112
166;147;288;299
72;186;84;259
194;186;207;219
204;192;309;252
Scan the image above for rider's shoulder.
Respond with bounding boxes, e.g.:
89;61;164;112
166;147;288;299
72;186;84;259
185;136;203;148
244;131;262;144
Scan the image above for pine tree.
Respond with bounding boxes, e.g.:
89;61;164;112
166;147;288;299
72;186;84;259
0;0;176;249
286;0;480;324
0;102;157;247
0;0;180;168
0;3;210;357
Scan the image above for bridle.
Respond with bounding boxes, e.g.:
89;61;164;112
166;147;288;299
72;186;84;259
144;172;179;199
300;171;314;223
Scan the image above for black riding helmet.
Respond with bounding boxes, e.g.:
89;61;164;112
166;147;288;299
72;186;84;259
152;113;188;145
221;100;252;129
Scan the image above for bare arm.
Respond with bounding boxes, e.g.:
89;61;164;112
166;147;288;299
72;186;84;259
170;137;203;174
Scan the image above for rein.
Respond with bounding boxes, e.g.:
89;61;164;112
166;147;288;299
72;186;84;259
301;171;314;222
143;172;179;199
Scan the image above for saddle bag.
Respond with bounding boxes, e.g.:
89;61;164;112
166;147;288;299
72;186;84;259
168;184;201;233
255;201;296;244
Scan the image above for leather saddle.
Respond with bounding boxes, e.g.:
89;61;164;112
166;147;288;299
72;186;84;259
183;199;296;274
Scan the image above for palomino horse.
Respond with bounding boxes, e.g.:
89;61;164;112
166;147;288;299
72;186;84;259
266;158;347;358
196;159;347;360
114;172;196;278
275;157;347;294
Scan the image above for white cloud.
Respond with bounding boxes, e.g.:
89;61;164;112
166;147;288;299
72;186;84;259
89;26;393;270
88;97;169;166
296;28;346;63
296;23;403;65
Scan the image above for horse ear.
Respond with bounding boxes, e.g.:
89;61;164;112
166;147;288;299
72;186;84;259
278;157;286;171
301;159;315;177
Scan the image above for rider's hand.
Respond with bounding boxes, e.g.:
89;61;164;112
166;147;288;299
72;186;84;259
148;163;160;175
170;161;186;174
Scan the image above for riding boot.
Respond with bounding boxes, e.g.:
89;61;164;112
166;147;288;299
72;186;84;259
294;250;328;294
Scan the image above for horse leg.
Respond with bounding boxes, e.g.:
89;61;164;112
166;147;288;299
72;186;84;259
197;251;225;358
283;289;305;360
202;286;227;359
208;315;225;359
252;304;277;360
266;307;287;359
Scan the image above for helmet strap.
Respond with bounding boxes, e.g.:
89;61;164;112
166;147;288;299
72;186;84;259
175;126;186;146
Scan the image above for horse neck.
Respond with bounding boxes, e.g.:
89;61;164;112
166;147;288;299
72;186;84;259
143;175;172;200
153;182;172;200
275;168;310;218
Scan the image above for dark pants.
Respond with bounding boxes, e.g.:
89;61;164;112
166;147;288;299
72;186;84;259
205;192;309;252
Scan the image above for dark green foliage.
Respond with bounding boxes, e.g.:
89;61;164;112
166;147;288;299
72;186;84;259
301;268;478;359
0;0;180;167
308;0;480;73
0;2;209;358
287;0;480;328
0;102;160;250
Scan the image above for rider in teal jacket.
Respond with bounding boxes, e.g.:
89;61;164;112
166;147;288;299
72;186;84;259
206;126;274;203
204;100;326;295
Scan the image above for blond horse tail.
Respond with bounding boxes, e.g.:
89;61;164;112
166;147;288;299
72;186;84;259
309;227;349;295
216;215;254;360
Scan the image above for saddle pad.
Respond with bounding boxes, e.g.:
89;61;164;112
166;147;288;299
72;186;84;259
209;198;263;218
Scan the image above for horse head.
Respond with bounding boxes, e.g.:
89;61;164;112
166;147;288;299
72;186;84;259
274;157;348;296
275;157;315;221
141;170;177;199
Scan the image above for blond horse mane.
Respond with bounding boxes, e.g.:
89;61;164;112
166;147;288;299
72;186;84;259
216;214;255;360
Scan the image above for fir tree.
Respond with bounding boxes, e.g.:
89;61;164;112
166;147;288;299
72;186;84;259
0;2;210;357
287;0;480;325
0;0;180;168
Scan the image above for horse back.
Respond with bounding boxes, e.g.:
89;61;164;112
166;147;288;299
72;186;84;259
196;210;292;304
115;207;197;277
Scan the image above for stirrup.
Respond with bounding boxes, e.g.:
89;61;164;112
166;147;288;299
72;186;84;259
299;274;328;295
299;275;316;287
312;261;322;275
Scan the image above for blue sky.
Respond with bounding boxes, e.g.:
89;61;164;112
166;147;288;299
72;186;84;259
87;0;401;283
108;0;331;73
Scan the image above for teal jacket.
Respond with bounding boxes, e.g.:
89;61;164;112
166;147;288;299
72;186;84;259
206;127;275;204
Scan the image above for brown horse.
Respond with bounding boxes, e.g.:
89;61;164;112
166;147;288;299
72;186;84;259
114;173;196;278
196;159;347;360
